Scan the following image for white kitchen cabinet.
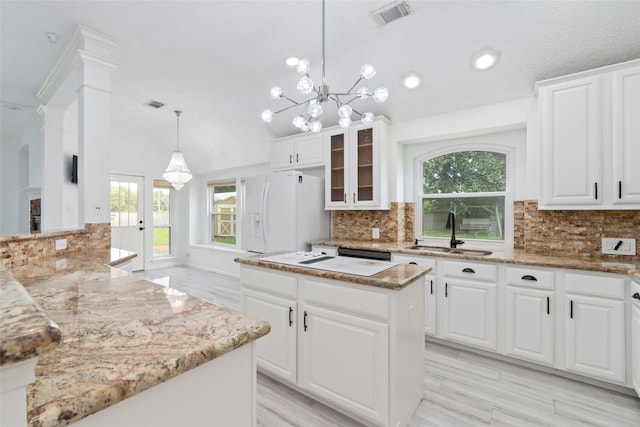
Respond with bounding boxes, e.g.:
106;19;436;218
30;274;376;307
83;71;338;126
537;59;640;209
300;304;389;425
391;253;437;336
565;273;626;384
630;280;640;397
505;267;555;365
325;118;389;210
441;261;498;351
271;133;324;170
244;290;297;384
612;65;640;204
239;264;424;427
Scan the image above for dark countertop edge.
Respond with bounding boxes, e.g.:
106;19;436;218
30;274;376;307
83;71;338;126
234;257;430;290
310;240;639;280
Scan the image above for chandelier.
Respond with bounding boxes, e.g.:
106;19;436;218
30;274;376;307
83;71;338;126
163;110;192;191
261;0;388;133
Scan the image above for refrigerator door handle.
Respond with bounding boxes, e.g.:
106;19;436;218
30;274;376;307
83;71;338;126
261;181;269;246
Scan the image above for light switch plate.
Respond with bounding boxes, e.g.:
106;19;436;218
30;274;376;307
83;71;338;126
372;228;380;239
602;238;636;256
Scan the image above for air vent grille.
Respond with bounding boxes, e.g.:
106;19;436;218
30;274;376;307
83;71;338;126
371;0;413;25
144;100;165;109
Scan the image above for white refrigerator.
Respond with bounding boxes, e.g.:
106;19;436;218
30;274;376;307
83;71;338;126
242;171;330;254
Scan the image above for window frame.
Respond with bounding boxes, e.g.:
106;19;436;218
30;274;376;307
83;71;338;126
152;180;174;259
207;179;239;248
414;143;515;250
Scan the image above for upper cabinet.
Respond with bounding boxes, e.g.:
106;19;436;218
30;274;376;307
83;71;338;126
271;133;324;171
537;59;640;209
325;117;390;210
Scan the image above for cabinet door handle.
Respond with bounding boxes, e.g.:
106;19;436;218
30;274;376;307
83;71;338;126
570;300;573;319
619;181;622;199
303;310;308;331
546;297;550;315
409;262;417;265
594;182;598;200
288;307;293;327
445;282;448;298
296;153;299;163
462;268;475;274
344;193;347;204
521;275;537;281
289;154;293;164
632;292;640;300
430;280;433;295
353;192;356;203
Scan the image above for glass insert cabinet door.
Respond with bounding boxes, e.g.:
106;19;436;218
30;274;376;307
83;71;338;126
329;133;347;204
355;128;374;203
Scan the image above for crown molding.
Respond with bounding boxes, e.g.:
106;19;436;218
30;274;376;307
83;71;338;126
36;26;117;102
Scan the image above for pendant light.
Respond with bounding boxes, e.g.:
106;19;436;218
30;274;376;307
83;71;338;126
163;110;192;191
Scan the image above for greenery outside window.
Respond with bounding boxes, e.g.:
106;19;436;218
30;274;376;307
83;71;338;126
153;180;172;257
208;180;237;245
419;150;507;242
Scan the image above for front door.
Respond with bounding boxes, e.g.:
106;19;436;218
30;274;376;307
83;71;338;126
110;174;144;271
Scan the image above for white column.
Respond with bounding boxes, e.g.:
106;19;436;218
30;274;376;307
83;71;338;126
40;106;65;232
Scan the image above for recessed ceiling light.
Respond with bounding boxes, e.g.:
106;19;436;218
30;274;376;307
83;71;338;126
402;72;422;89
472;48;500;71
285;57;299;67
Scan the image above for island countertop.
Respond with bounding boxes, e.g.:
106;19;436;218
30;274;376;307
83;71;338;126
309;239;640;280
2;249;270;427
235;254;430;290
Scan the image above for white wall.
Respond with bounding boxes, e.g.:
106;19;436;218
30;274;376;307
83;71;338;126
0;139;19;235
62;100;79;230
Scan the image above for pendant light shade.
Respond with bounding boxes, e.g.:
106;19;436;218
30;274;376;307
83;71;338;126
163;110;192;191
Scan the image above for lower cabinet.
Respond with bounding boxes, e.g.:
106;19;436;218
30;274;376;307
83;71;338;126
244;290;297;384
505;267;555;365
300;305;389;425
564;272;626;384
240;265;424;427
441;261;498;352
632;282;640;397
391;254;437;336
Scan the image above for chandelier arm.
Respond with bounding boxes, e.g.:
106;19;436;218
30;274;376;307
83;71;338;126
272;96;318;116
345;76;365;95
342;96;363;106
281;95;307;105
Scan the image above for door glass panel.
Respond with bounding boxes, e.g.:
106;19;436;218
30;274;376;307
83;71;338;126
330;134;346;203
110;181;138;226
153;183;171;257
357;128;373;202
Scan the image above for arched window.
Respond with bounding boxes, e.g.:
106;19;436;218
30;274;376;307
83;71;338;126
419;150;508;242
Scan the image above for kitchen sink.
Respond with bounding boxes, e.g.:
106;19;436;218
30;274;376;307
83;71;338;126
405;245;492;256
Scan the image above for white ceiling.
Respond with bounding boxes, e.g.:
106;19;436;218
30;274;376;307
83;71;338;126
2;0;639;173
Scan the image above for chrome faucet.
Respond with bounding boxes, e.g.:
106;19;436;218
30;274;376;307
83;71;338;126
445;211;465;248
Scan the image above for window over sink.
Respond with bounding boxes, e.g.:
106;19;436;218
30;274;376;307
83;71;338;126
417;148;511;245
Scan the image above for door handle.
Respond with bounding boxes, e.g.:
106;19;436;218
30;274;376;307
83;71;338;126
445;282;448;298
139;227;145;231
303;311;308;331
353;192;356;204
296;153;299;163
288;307;293;326
570;300;573;319
594;182;598;200
521;275;537;281
462;268;475;274
430;280;433;295
289;154;293;164
547;297;550;315
632;292;640;300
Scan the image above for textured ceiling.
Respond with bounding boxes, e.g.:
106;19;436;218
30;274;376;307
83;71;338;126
2;0;639;173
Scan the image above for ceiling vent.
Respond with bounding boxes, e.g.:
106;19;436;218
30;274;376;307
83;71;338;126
144;100;165;109
371;0;413;26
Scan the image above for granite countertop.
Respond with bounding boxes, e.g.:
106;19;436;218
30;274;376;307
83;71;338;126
310;239;640;280
235;254;430;290
2;249;270;427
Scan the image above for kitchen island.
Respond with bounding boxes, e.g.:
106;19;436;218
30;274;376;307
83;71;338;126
235;253;430;427
1;249;270;427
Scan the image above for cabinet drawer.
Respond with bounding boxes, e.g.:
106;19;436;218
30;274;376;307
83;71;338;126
506;267;555;290
303;278;389;320
391;254;437;271
241;266;298;299
443;260;497;282
565;272;625;299
311;245;338;256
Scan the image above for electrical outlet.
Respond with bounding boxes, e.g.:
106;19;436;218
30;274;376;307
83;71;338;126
55;239;67;250
372;228;380;239
602;238;636;256
94;203;103;217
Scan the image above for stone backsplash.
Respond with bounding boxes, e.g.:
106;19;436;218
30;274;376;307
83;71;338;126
514;200;640;259
332;202;415;242
0;223;111;268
